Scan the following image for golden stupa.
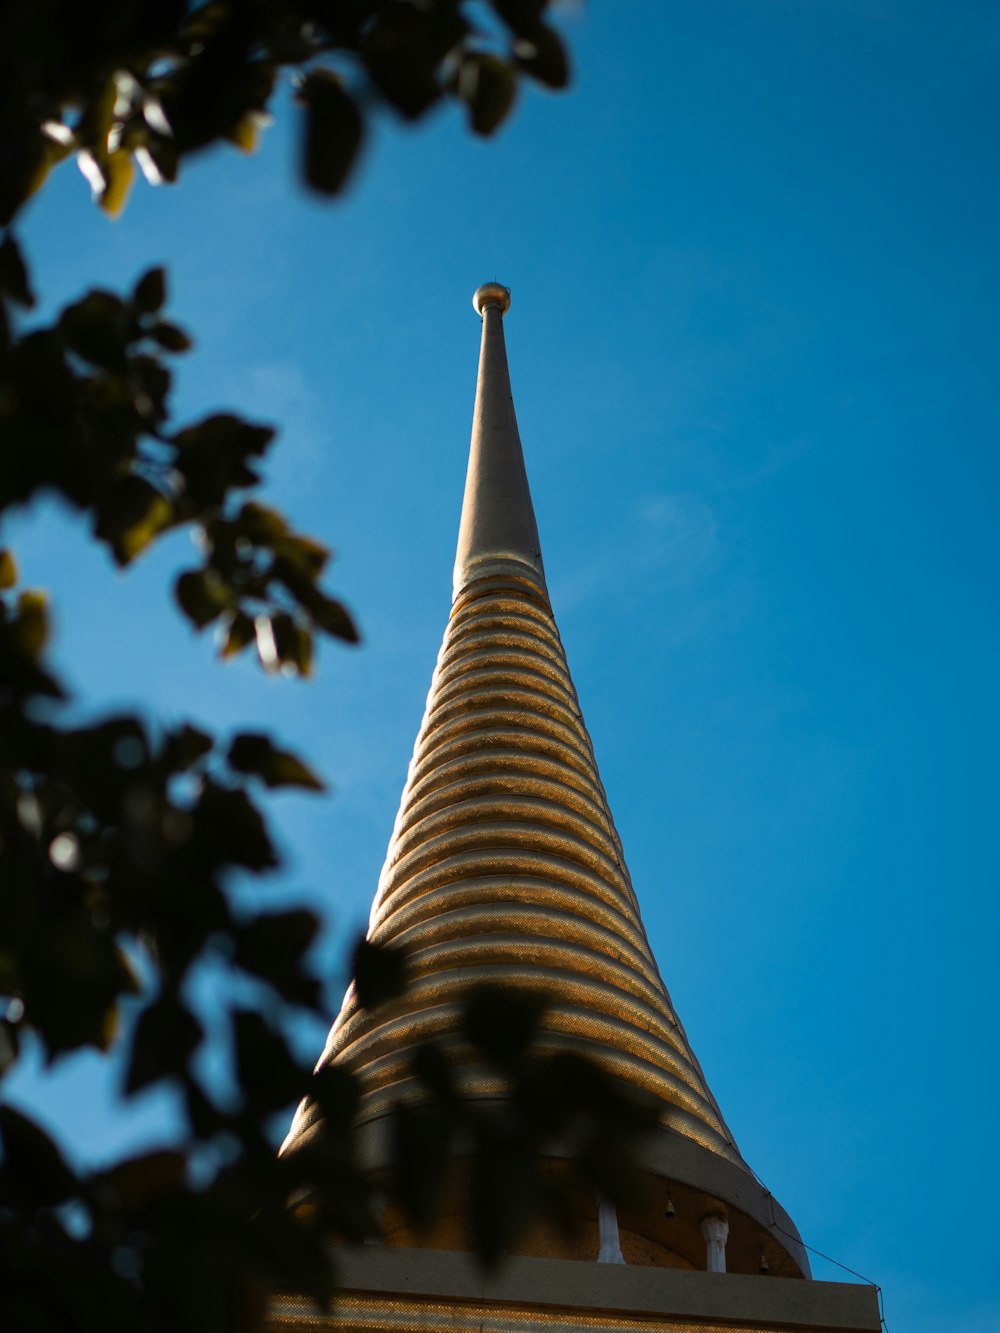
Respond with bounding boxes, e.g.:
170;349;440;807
270;285;879;1333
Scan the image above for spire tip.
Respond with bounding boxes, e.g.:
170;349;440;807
473;282;511;316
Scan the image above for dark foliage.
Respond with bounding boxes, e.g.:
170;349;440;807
0;5;650;1331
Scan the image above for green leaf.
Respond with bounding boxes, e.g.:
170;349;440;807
236;501;287;543
352;936;407;1010
270;611;312;675
94;475;173;566
461;55;518;137
0;233;35;308
0;548;18;588
137;134;179;185
134;267;167;313
514;26;570;90
99;150;135;217
10;590;50;658
227;111;266;154
60;289;130;371
164;722;214;772
299;70;365;196
228;732;325;791
310;594;359;644
150;319;193;352
222;609;256;659
175;568;230;629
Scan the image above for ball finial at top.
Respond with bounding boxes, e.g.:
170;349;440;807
473;282;511;316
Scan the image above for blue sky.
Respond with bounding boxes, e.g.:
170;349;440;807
5;3;999;1330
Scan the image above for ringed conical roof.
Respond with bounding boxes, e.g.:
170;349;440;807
283;283;753;1174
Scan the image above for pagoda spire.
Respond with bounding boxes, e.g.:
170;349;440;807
280;285;811;1280
453;282;545;598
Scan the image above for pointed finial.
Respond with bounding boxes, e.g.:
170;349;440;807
473;282;511;316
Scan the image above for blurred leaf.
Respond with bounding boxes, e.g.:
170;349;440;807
469;1122;533;1267
175;568;230;629
352;936;407;1010
0;1105;77;1207
299;69;364;196
222;610;256;658
100;1149;187;1208
95;476;173;565
412;1040;455;1099
134;267;167;314
0;548;18;588
228;111;268;154
310;594;359;644
0;1018;20;1075
310;1065;361;1133
461;55;517;136
229;732;325;791
390;1100;454;1230
514;26;570;89
163;722;214;771
193;782;278;873
126;998;203;1095
0;233;35;308
233;909;321;1010
462;985;545;1067
232;1010;303;1111
10;590;50;658
99;151;135;217
235;502;287;543
150;320;193;353
60;289;129;371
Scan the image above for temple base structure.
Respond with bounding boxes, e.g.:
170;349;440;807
270;1247;880;1333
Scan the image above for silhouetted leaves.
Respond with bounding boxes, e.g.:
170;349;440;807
149;320;192;352
229;733;325;791
175;569;230;629
0;549;17;588
0;1106;77;1209
351;936;407;1009
126;998;203;1095
232;1010;302;1112
94;475;171;566
299;71;364;196
0;5;580;1329
60;290;130;372
133;266;166;314
462;984;545;1067
391;1101;456;1229
0;233;35;308
233;910;322;1011
513;26;570;89
461;55;518;137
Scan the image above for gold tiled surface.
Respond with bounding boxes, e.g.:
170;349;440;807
283;577;742;1166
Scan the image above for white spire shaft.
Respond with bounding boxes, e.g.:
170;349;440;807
453;286;545;599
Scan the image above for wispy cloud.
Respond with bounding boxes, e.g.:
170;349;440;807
221;359;330;498
551;490;718;614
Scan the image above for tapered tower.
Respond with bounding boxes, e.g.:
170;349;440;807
272;286;879;1333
